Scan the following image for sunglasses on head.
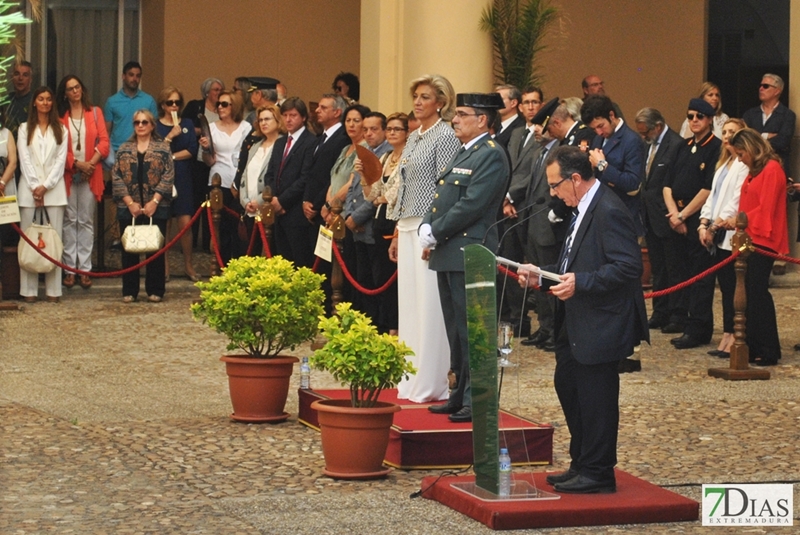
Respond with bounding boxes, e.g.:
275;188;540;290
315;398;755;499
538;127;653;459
686;112;706;121
216;101;231;108
165;99;182;107
133;120;150;126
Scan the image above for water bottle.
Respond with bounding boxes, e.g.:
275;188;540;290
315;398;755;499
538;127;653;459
300;356;311;390
498;448;512;497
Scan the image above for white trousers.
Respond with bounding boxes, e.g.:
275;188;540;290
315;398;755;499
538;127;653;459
62;180;96;270
395;217;450;403
19;205;65;298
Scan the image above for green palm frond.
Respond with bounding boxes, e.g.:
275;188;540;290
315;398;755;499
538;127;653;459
479;0;558;89
0;2;31;107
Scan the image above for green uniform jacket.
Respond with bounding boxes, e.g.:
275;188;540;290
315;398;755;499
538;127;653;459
423;133;509;272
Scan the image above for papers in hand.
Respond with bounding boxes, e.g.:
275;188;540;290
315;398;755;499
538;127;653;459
496;255;562;282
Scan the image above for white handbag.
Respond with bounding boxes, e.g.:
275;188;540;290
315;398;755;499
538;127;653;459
18;207;63;273
121;217;164;254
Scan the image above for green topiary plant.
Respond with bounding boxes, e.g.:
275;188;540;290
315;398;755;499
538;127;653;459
311;302;416;408
191;256;325;358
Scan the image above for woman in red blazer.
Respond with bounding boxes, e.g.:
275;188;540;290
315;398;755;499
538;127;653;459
56;74;110;289
727;128;788;366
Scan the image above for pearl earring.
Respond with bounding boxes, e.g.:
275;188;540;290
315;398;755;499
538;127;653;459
437;108;441;114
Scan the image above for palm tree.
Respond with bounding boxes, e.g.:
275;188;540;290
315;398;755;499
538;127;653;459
0;1;33;106
479;0;558;89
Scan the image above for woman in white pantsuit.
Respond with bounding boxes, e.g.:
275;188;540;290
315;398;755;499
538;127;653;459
17;86;69;302
388;75;460;403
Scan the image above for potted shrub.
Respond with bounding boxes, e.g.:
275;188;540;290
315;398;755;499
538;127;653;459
191;255;325;423
310;302;416;479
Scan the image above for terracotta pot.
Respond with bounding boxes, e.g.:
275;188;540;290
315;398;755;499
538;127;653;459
220;355;299;423
311;399;400;479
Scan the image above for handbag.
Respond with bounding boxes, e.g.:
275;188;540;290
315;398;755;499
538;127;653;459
121;217;164;254
18;207;63;274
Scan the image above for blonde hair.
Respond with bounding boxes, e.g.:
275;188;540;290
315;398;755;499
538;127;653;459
127;109;162;142
409;74;456;121
729;127;781;176
698;82;723;115
157;86;184;117
253;104;287;137
716;118;746;170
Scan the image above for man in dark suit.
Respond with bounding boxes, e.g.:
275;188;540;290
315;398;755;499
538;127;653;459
493;84;525;149
423;93;508;424
263;97;316;268
634;107;684;332
742;73;796;174
518;146;648;494
581;95;646;237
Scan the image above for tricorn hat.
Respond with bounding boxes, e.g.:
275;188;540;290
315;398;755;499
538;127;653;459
456;92;504;109
247;77;280;92
531;97;560;127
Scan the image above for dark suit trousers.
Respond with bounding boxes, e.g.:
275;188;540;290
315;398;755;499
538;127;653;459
554;331;620;483
645;228;672;323
274;217;314;269
120;216;168;299
681;215;715;341
498;221;530;334
527;241;559;336
715;248;735;333
437;271;470;407
746;250;781;361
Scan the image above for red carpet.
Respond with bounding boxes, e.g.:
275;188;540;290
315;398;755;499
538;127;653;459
421;470;698;530
298;388;553;469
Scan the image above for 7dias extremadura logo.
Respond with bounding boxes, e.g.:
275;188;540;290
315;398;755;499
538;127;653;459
702;484;793;526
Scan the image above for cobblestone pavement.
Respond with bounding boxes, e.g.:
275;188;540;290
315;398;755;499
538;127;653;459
1;251;800;533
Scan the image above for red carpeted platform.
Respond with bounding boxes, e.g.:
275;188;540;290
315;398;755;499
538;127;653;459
298;388;553;470
421;469;698;530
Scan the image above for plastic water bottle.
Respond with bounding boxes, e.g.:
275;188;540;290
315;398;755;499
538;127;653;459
300;357;311;390
498;448;512;497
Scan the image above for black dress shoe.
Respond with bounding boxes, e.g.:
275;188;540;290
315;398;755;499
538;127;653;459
521;330;548;346
554;474;616;494
794;343;800;351
717;351;730;359
752;356;778;367
707;349;722;356
661;323;685;334
671;334;704;350
617;358;641;373
545;468;578;486
537;337;556;352
648;317;668;329
428;402;462;414
448;406;472;423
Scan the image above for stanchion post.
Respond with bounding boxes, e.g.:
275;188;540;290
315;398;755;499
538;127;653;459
209;173;223;276
328;199;346;313
708;212;769;380
260;185;275;257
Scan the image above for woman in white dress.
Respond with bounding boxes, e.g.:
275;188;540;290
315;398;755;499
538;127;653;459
698;118;748;358
17;86;69;302
388;75;460;403
199;90;251;265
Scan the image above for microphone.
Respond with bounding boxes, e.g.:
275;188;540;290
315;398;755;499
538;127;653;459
483;197;545;245
495;201;552;254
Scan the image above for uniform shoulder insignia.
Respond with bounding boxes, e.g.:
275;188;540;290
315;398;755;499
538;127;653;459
578;124;586;129
487;140;495;148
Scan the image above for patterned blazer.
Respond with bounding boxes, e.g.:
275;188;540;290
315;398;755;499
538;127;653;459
112;138;174;211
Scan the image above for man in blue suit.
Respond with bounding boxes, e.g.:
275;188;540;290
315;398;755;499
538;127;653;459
518;146;648;493
422;93;509;423
581;95;646;236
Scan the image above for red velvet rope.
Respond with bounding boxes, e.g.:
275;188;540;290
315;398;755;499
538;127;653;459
643;248;740;299
206;205;226;269
222;204;240;218
12;205;204;278
330;242;397;295
751;246;800;265
257;218;272;258
311;256;320;273
245;217;259;256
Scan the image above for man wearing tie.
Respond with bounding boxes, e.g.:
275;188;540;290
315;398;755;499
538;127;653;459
423;93;508;423
517;146;648;493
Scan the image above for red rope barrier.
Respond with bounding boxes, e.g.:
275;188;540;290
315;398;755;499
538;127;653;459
751;246;800;265
643;248;740;299
222;204;240;218
311;256;320;273
12;205;205;278
256;219;272;258
206;205;226;269
497;263;543;290
245;218;259;256
330;243;397;295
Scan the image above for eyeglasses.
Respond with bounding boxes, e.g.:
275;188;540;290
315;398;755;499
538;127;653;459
686;113;706;121
760;83;776;90
454;111;481;119
548;177;569;190
165;99;182;107
521;99;541;107
133;120;150;126
386;127;407;133
258;117;273;123
66;85;81;93
216;101;231;108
